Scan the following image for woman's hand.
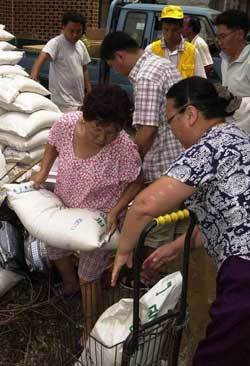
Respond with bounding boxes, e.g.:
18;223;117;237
106;209;118;236
111;251;132;287
143;241;180;270
31;170;47;189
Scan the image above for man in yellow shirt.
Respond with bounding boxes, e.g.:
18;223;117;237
146;5;206;79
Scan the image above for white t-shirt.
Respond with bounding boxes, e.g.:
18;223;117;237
221;45;250;98
230;97;250;134
43;34;91;108
191;34;213;67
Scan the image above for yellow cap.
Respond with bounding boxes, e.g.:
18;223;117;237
160;5;184;20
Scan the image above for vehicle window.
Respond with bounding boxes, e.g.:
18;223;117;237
123;12;147;47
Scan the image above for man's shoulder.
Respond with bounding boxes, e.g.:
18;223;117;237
136;53;180;85
46;34;63;46
194;35;206;45
141;52;174;73
240;44;250;62
75;39;89;54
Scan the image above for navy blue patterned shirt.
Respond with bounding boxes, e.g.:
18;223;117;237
166;123;250;267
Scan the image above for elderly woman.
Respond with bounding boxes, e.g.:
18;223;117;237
32;84;142;333
112;76;250;366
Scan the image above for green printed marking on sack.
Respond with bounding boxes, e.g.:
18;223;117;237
95;216;105;228
156;281;172;296
148;304;158;320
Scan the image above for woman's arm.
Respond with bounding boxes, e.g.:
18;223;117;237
106;173;144;235
111;175;197;286
32;144;58;188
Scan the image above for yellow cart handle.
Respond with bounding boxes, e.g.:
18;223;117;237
155;209;190;226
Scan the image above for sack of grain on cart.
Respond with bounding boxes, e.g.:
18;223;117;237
4;182;120;252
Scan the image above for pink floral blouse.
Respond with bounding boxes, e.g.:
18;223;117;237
48;112;142;213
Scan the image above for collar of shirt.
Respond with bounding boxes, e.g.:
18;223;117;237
161;35;185;53
129;51;148;83
220;44;250;64
191;34;200;44
61;33;77;49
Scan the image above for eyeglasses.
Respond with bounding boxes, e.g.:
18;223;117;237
167;103;190;125
216;30;236;42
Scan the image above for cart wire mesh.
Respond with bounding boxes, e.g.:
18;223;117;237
0;210;195;366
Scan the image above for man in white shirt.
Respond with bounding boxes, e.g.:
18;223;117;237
146;5;206;79
31;12;92;112
183;16;214;77
215;10;250;98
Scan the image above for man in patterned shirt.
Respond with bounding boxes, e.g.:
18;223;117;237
101;31;186;254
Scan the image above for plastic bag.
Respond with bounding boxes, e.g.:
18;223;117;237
0;199;26;272
24;234;50;272
77;272;182;366
0;267;24;297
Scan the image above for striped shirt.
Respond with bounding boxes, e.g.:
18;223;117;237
129;52;183;181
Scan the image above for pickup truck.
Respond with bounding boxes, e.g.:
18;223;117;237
19;0;221;93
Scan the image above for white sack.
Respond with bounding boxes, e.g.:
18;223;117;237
4;146;45;164
0;75;49;100
0;25;5;30
77;272;182;366
5;183;120;251
0;149;7;184
0;129;49;151
0;268;24;297
0;110;62;137
0;51;24;65
0;92;60;113
0;41;16;51
13;75;50;95
0;77;19;103
0;65;29;77
0;29;14;41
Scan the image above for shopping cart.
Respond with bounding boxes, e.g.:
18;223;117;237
77;209;196;366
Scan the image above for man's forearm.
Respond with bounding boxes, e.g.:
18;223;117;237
83;67;92;93
134;126;158;158
31;52;50;81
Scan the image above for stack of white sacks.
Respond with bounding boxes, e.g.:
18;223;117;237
0;26;61;291
0;25;62;184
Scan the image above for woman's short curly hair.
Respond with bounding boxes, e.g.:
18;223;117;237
82;85;134;131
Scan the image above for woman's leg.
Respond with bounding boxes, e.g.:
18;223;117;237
78;249;112;340
193;256;250;366
52;256;79;294
47;246;79;294
80;278;101;337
